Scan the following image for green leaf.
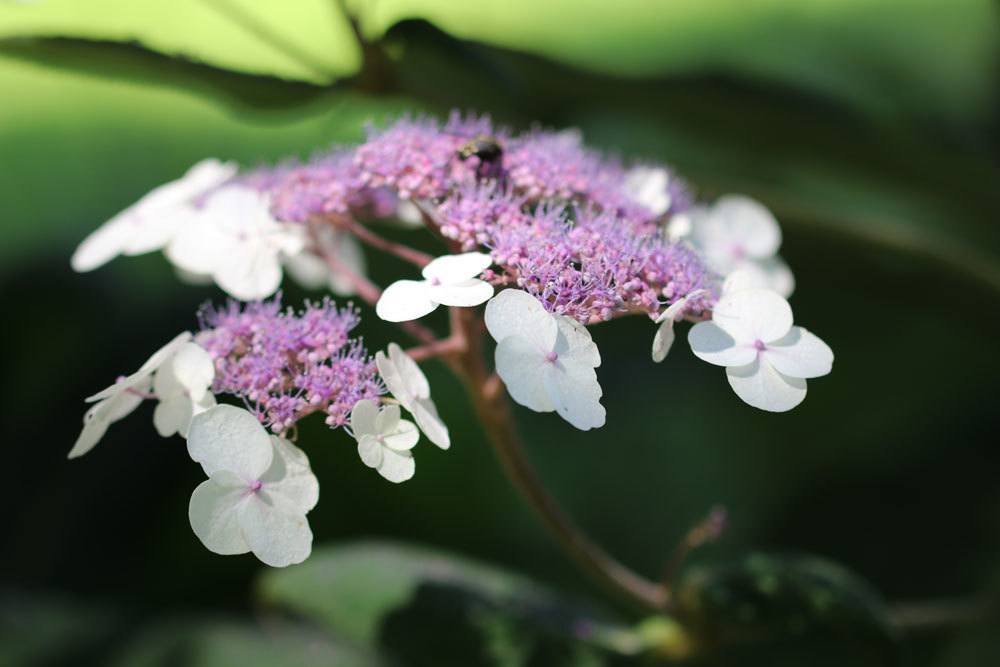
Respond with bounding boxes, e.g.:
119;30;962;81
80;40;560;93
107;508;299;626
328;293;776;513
347;0;999;122
0;0;362;84
257;540;626;665
109;618;382;667
674;553;899;665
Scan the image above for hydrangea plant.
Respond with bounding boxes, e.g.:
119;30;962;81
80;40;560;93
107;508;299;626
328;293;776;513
68;112;832;610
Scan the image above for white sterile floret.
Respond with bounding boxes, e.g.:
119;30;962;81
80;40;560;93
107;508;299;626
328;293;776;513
688;289;833;412
187;405;319;568
375;343;450;449
652;289;707;363
153;342;217;438
690;195;795;297
166;186;305;301
350;399;419;483
283;226;365;297
485;289;606;431
623;166;672;217
71;159;237;272
375;252;494;322
69;331;193;459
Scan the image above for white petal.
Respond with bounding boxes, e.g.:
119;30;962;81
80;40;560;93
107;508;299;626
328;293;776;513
374;402;401;434
712;289;793;344
383;418;419;451
86;332;192;402
665;213;692;241
383;343;431;401
688;321;757;368
213;243;284;301
724;259;795;298
726;358;807;412
357;435;384;468
326;231;365;296
755;256;795;298
261;436;319;514
421;252;492;283
120;206;195;256
239;495;313;567
350;399;379;437
184;393;217;437
651;319;676;363
164;216;233;275
153;395;192;438
427;279;494;307
169;343;214;401
712;195;782;258
495;336;554;413
376;349;412;410
377;447;415;483
762;327;833;379
375;280;437;322
70;217;130;272
624;166;671;216
396;199;425;227
544;319;605;430
187;405;273;480
554;315;601;369
484;289;558;347
412;398;450;450
68;409;111;459
188;472;250;556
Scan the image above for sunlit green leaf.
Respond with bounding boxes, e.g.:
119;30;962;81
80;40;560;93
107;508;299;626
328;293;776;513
0;0;361;84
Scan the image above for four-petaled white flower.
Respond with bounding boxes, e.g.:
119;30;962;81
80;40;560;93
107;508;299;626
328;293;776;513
652;289;707;363
623;166;672;217
350;399;419;483
375;343;450;449
187;405;319;568
690;195;795;297
283;226;365;297
166;186;305;301
153;342;217;438
71;159;237;273
375;252;494;322
688;289;833;412
485;289;605;431
69;332;193;459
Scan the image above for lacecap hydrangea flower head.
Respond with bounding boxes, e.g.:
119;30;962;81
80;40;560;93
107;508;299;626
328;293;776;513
69;111;833;567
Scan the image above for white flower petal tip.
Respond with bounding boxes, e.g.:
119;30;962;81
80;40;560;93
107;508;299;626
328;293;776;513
375;252;494;322
691;194;795;297
375;344;450;449
165;186;305;301
70;159;236;273
688;288;832;412
70;332;196;458
486;290;605;431
623;166;672;216
152;342;216;437
186;405;318;567
351;399;419;483
651;289;708;363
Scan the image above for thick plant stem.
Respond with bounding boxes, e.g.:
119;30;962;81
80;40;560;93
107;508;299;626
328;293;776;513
451;308;669;613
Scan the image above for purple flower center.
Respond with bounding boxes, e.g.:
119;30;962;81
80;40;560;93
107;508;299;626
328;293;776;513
249;479;263;494
753;339;767;352
430;277;442;286
544;351;559;363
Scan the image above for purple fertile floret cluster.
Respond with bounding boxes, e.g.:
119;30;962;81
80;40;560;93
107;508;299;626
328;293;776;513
196;297;384;432
258;111;715;321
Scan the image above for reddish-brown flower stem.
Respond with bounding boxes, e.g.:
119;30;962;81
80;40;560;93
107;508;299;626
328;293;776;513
335;216;434;268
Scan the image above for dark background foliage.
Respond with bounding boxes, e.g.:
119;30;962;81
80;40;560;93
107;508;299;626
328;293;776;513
1;2;998;665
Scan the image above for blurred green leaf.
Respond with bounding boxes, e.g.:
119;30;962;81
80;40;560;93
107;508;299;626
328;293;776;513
675;553;899;665
109;618;381;667
258;541;626;665
0;592;121;666
0;0;361;84
349;0;999;122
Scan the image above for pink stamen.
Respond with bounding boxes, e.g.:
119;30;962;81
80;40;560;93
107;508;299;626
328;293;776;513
544;351;559;363
753;339;766;352
249;479;263;494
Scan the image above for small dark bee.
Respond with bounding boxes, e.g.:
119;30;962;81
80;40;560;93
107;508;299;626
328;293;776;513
457;134;503;163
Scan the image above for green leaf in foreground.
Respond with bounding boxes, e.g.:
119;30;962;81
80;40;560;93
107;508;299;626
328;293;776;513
257;540;628;665
674;553;899;666
0;0;362;84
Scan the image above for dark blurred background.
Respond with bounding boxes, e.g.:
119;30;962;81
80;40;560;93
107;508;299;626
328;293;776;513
1;2;999;665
